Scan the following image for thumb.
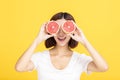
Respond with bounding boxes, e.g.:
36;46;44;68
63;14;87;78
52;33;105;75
45;33;56;40
68;33;74;39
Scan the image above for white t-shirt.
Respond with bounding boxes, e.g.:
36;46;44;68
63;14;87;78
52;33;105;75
30;50;93;80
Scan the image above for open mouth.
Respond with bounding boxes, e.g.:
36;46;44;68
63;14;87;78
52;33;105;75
57;37;66;41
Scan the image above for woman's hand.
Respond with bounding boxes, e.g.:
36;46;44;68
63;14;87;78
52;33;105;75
69;23;87;45
35;22;55;44
69;22;108;72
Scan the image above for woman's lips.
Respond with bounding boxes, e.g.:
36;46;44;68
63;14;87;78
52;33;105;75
57;37;66;41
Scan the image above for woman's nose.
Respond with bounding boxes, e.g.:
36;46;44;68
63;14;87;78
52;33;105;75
57;28;65;36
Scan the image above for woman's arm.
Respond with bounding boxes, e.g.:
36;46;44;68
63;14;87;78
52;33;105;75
15;38;42;72
15;23;53;72
83;38;108;72
69;24;108;72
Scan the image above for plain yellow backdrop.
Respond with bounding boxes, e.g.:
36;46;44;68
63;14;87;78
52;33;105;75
0;0;120;80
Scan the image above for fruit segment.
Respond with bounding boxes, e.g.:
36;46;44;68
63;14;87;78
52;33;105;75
46;21;60;34
62;21;76;33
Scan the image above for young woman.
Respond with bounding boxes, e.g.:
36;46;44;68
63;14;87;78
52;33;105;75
15;12;108;80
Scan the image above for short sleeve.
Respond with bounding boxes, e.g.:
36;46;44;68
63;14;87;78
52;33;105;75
30;52;41;70
79;54;93;74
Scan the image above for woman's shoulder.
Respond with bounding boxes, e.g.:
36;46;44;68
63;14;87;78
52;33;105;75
73;51;84;56
73;51;91;59
32;50;49;57
73;51;93;65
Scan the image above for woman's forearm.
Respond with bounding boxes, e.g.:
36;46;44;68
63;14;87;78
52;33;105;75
83;38;108;71
15;38;42;71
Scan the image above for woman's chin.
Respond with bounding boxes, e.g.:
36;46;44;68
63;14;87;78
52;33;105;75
60;43;66;46
54;36;70;47
57;43;67;47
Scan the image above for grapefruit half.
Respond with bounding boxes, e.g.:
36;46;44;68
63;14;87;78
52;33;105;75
46;21;60;34
62;21;76;33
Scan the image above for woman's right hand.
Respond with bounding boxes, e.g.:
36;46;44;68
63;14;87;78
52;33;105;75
35;22;55;44
15;22;55;72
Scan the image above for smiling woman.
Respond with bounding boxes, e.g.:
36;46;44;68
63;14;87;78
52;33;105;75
15;12;108;80
45;12;78;48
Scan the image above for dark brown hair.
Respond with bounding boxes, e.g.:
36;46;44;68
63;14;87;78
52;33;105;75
45;12;78;48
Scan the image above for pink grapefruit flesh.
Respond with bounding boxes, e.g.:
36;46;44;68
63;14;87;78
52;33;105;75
46;21;59;34
62;21;76;33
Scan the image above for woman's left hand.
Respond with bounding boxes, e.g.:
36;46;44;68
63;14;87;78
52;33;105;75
68;23;87;45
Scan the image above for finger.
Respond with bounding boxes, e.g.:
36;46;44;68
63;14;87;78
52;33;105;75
45;35;52;39
40;23;46;32
40;22;49;34
47;33;56;38
72;21;78;28
75;28;81;35
68;33;74;38
74;29;78;34
47;35;52;38
52;33;57;37
72;22;82;32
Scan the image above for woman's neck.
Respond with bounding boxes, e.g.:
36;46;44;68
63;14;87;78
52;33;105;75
50;45;72;56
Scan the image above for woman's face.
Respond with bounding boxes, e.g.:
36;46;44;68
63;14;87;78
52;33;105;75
54;19;71;46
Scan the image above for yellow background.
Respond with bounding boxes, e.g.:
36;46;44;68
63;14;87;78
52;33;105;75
0;0;120;80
